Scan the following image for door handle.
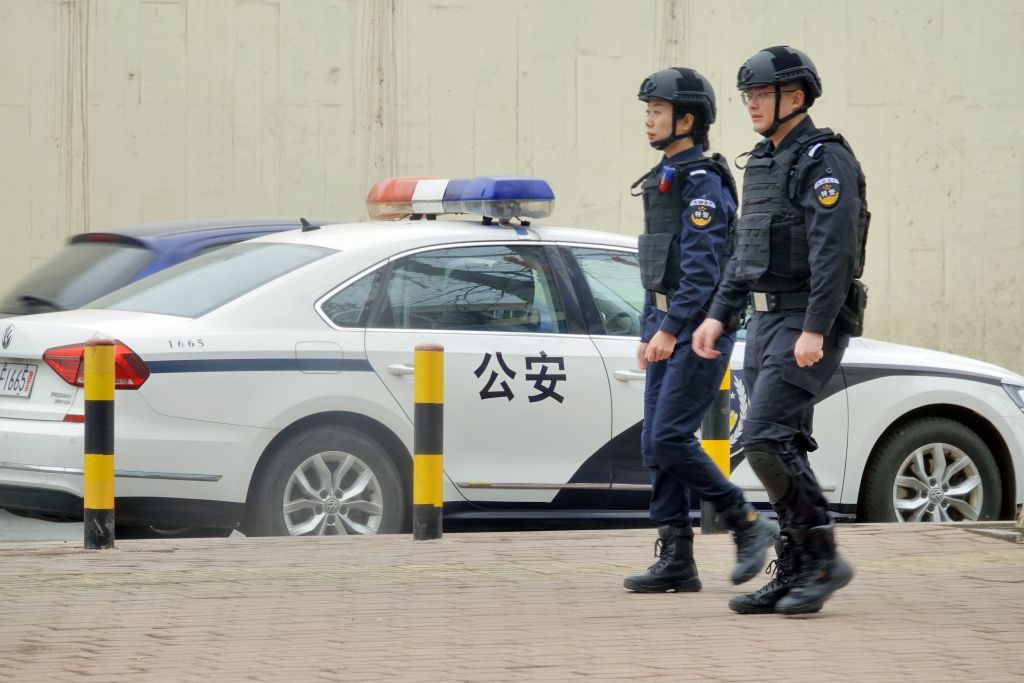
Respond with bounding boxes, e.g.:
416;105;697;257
613;369;647;382
386;363;415;376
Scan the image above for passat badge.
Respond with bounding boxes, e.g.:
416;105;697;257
814;177;840;208
1;325;12;350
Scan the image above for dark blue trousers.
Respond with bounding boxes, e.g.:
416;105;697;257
642;333;745;527
741;311;846;530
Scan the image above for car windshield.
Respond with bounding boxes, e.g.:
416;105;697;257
86;242;334;317
0;241;154;315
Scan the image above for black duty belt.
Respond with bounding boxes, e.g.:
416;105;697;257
751;291;810;312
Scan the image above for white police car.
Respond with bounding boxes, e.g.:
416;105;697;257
0;176;1021;535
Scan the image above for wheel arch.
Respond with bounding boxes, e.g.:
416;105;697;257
856;403;1016;520
244;411;413;526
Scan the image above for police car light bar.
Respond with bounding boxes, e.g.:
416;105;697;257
366;176;555;222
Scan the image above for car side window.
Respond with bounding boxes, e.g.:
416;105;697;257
376;245;567;333
569;248;644;337
321;270;383;327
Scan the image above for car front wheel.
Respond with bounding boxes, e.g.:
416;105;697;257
243;425;405;536
860;417;1002;523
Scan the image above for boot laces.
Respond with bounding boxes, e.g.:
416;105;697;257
750;557;789;598
649;538;671;571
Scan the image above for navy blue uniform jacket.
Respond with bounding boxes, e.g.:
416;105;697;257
708;117;862;335
641;144;738;344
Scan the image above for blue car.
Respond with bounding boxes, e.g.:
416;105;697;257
0;217;334;317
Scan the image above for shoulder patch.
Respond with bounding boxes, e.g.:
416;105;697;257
806;142;824;158
689;169;707;177
813;176;840;208
688;198;716;228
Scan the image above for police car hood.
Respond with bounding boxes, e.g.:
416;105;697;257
0;309;188;358
850;337;1024;385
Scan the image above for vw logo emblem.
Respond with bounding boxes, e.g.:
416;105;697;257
1;325;12;350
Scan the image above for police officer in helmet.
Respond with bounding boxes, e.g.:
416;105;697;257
694;46;870;615
623;67;777;594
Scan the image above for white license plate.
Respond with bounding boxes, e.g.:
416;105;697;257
0;363;38;398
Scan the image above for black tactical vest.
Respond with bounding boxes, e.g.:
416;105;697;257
732;128;870;282
637;153;737;293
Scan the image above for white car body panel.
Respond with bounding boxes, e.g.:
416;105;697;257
366;328;611;503
0;391;267;502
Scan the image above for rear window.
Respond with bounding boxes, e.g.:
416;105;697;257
0;242;153;315
86;242;334;317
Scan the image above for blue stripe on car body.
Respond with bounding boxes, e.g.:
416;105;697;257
148;358;373;373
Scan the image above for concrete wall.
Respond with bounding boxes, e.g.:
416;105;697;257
1;0;1022;370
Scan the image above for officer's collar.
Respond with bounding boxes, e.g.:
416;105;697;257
767;116;816;154
663;144;705;165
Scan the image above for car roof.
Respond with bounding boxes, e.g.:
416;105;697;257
252;219;638;253
68;217;340;247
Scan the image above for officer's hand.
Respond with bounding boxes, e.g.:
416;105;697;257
645;330;676;363
636;342;648;370
794;331;825;368
692;319;725;359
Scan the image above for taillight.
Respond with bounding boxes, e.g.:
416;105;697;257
43;341;150;389
43;346;85;386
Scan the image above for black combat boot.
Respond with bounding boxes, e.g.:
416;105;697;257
727;533;821;614
719;502;779;584
623;525;701;593
775;524;854;615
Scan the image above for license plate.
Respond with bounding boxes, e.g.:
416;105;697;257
0;363;38;398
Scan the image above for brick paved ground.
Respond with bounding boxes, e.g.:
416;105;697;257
0;523;1020;682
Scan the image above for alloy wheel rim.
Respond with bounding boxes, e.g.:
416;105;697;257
282;450;385;535
891;442;983;522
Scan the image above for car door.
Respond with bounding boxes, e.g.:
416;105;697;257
562;245;768;509
558;245;651;510
364;242;613;509
562;244;851;509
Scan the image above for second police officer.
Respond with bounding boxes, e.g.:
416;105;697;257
624;67;777;594
693;46;870;614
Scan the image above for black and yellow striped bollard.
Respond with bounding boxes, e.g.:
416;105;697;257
700;367;731;534
84;339;116;549
413;343;444;540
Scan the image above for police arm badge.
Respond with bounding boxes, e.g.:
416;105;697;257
688;198;715;228
813;177;840;208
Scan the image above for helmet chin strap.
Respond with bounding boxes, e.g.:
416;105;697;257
759;84;808;138
650;132;692;150
650;109;693;150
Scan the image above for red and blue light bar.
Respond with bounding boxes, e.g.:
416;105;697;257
366;176;555;221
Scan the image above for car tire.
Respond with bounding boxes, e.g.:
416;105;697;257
243;425;405;537
860;417;1002;523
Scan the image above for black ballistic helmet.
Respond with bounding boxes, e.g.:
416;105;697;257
737;46;821;137
737;45;822;103
638;67;717;124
